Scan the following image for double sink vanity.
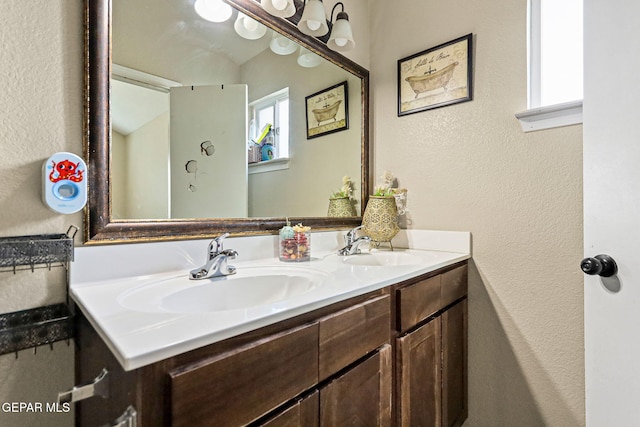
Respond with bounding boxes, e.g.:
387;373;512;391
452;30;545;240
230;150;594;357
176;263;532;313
78;0;470;424
71;229;470;426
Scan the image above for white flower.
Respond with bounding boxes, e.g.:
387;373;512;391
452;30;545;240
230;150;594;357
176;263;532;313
382;171;394;188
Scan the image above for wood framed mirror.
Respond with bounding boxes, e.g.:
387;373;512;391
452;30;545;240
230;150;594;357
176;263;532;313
84;0;369;243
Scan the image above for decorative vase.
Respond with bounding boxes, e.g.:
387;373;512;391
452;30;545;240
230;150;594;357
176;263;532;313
327;197;357;217
362;196;400;244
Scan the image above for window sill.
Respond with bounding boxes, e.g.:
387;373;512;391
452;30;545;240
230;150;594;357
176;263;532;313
248;157;290;174
515;100;582;132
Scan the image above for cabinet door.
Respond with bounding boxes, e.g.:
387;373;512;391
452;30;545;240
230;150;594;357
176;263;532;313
256;391;319;427
320;344;392;427
396;317;442;427
442;300;467;427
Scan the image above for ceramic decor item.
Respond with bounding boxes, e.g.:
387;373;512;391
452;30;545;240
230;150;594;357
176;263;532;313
362;195;400;246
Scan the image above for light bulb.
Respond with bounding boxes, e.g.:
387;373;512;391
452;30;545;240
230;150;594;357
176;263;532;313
243;18;258;32
307;20;321;31
335;38;347;47
272;0;288;11
194;0;232;23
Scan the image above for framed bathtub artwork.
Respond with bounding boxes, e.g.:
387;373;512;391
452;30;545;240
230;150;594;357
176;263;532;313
305;81;349;139
398;33;473;116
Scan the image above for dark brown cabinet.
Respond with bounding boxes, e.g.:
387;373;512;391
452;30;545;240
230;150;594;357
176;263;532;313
397;317;442;426
76;262;467;427
170;324;319;427
442;299;468;427
320;344;392;426
394;264;468;427
257;392;319;427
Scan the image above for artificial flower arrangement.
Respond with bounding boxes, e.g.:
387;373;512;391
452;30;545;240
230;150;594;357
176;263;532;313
372;171;408;215
331;176;355;199
279;220;311;262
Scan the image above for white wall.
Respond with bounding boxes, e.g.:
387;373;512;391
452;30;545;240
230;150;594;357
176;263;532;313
113;116;171;220
112;130;128;219
124;113;171;219
370;0;584;425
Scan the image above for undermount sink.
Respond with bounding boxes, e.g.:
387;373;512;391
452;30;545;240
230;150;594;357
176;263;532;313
118;266;329;313
336;250;429;267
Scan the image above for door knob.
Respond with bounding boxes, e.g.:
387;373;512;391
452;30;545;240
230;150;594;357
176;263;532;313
580;254;618;277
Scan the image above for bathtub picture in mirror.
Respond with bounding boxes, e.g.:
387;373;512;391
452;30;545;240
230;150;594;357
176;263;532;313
305;81;349;139
398;33;473;116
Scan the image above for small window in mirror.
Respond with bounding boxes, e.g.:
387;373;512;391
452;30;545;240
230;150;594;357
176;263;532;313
249;88;290;163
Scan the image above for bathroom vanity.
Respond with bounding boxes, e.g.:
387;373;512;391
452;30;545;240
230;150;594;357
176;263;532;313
71;230;469;426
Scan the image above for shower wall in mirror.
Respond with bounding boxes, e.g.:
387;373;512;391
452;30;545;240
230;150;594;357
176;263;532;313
111;0;362;220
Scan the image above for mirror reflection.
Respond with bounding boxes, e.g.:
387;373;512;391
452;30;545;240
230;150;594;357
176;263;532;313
111;0;362;220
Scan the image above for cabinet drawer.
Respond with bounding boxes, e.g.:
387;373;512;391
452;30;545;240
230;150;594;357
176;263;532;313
397;275;441;331
170;323;319;427
441;265;468;307
318;295;390;381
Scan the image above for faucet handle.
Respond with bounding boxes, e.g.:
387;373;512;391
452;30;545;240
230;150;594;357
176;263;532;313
208;233;230;256
345;225;363;243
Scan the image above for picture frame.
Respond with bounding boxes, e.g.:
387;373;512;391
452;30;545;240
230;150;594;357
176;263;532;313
398;33;473;116
305;81;349;139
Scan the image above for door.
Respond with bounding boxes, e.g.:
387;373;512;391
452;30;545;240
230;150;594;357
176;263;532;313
170;84;248;218
583;0;640;424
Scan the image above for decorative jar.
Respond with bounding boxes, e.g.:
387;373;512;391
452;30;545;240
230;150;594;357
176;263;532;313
327;197;357;217
279;225;311;262
362;196;400;244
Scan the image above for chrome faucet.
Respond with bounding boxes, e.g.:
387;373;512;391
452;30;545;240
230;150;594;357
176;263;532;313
189;233;238;280
337;226;371;256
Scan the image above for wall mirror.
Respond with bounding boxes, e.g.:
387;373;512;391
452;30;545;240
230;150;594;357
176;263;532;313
84;0;370;243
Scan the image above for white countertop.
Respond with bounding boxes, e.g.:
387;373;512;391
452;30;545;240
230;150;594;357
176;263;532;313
71;230;470;371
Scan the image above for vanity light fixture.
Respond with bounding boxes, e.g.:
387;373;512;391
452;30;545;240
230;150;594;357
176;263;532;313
327;2;355;52
194;0;233;23
234;12;267;40
270;32;298;55
261;0;296;18
297;0;329;37
297;46;323;68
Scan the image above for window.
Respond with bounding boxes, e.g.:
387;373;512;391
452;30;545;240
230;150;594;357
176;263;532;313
249;88;289;162
517;0;583;132
529;0;583;107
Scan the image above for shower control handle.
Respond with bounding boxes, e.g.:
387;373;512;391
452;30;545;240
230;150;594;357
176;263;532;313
581;254;618;277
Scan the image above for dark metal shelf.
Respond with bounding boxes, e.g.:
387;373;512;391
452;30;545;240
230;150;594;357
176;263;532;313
0;226;76;273
0;304;74;356
0;227;78;354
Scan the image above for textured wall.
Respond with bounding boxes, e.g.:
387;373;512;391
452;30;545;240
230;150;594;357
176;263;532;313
0;0;584;425
0;0;83;425
370;0;584;425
